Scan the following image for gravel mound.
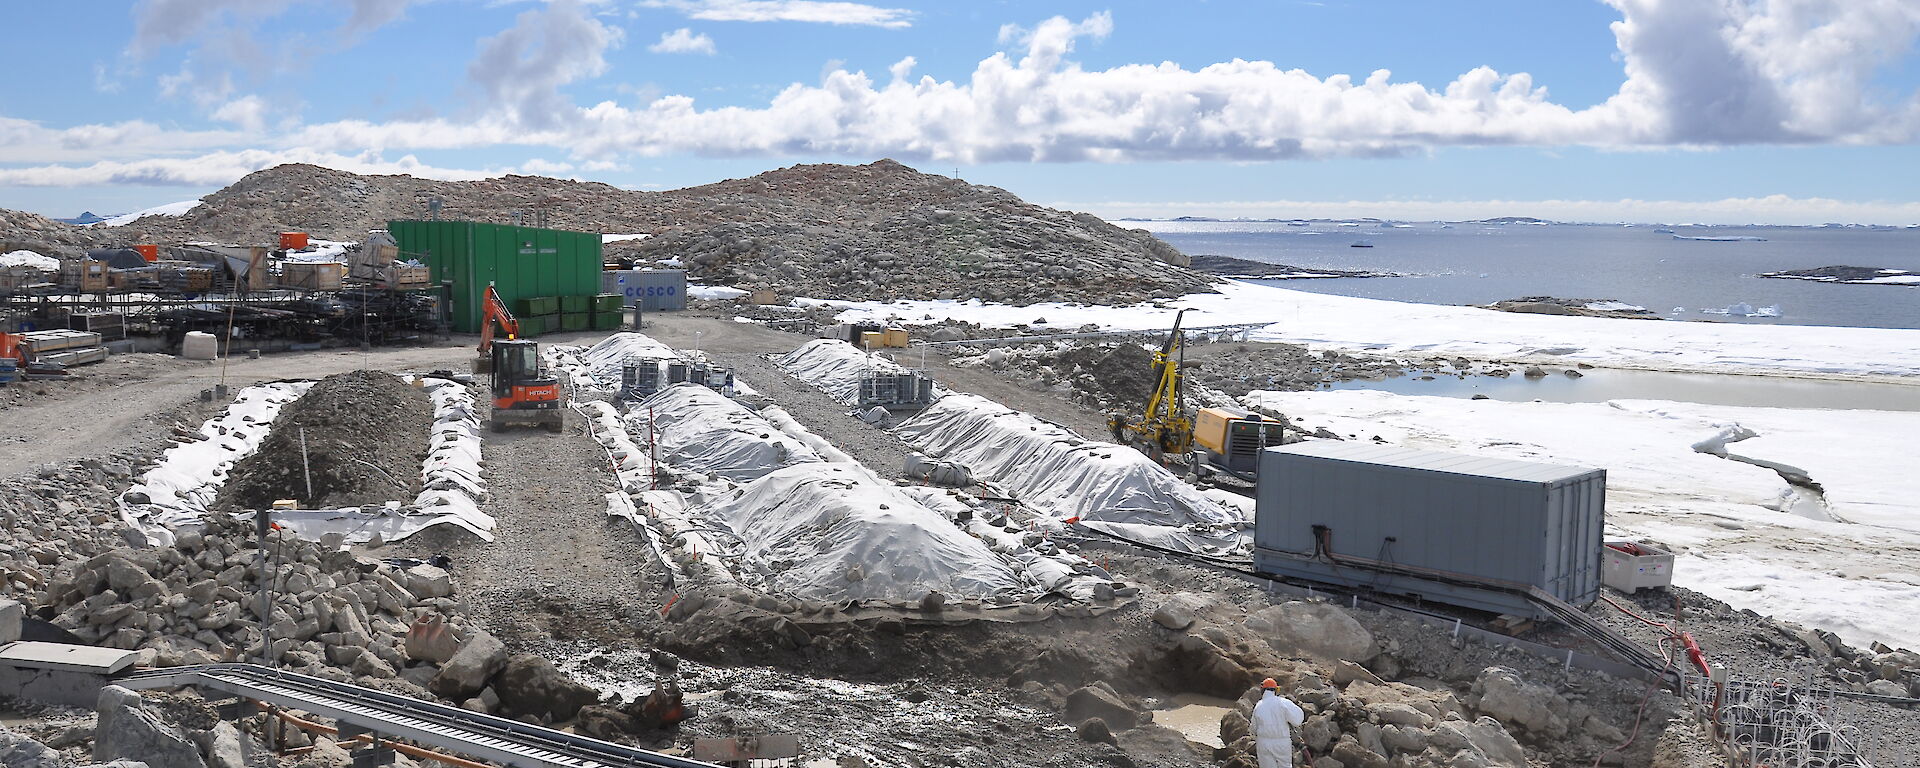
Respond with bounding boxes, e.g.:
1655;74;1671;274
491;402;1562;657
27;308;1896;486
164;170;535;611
218;370;432;510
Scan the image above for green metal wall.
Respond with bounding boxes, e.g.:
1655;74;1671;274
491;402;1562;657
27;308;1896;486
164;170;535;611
388;220;602;332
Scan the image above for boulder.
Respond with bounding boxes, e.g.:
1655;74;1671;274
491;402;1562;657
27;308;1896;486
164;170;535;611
1435;716;1527;768
93;686;208;768
494;654;601;722
1467;667;1568;738
430;631;508;700
1244;602;1376;662
199;722;249;768
1065;685;1140;730
0;725;63;768
0;598;22;643
405;564;453;599
1077;718;1115;744
1151;593;1219;631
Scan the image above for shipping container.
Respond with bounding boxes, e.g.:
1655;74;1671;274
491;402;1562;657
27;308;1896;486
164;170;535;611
388;220;602;333
601;270;687;311
1253;441;1605;618
132;244;159;262
278;232;310;250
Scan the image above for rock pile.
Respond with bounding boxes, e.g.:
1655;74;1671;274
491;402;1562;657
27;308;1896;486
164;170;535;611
1;456;147;601
39;514;450;675
1133;592;1672;768
73;159;1214;305
217;371;431;510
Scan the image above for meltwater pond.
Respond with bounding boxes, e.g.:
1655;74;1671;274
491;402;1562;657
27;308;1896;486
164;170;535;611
1328;366;1920;411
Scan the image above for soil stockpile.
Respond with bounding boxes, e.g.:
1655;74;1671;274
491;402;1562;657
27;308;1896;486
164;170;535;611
61;159;1213;305
218;370;432;510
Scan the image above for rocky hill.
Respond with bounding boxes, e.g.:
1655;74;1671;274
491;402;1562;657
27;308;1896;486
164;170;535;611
18;160;1214;304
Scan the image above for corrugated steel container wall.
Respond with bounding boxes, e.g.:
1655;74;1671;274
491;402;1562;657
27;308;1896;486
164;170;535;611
1253;442;1605;617
388;220;601;332
600;269;687;311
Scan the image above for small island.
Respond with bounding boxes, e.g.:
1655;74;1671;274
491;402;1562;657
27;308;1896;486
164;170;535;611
1188;253;1386;279
1759;265;1919;286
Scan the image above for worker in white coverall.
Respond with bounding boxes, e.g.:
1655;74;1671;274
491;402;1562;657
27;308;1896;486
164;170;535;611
1252;677;1306;768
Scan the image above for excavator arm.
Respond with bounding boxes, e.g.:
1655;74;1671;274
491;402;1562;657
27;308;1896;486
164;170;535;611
478;284;519;357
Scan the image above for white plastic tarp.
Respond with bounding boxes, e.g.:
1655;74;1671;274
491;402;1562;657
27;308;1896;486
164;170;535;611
549;332;677;390
773;339;944;406
119;381;313;545
626;384;824;482
707;463;1022;601
892;394;1244;528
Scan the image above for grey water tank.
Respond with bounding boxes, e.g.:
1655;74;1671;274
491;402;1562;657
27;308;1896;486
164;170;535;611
1253;441;1605;618
602;269;687;311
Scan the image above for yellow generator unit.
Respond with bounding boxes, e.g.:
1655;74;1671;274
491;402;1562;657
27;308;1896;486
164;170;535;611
1194;407;1290;480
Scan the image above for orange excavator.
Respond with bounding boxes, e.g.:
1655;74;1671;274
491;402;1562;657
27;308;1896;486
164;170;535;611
475;285;565;432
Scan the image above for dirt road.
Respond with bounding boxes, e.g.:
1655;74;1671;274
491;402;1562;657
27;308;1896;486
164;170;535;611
0;342;475;481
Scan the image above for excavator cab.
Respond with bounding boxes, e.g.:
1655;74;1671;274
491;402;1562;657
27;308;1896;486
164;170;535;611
489;339;564;432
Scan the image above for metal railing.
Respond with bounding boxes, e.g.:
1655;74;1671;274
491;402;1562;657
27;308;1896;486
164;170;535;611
117;663;721;768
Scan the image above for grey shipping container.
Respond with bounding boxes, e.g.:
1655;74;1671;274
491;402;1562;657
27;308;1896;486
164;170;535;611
1253;441;1605;619
602;269;687;311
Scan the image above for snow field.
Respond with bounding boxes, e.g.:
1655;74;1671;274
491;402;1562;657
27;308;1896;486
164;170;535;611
1242;389;1920;649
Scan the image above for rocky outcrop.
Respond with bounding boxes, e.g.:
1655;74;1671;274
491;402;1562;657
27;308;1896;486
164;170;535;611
77;159;1216;305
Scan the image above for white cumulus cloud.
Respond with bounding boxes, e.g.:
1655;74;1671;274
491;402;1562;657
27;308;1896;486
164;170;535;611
650;28;717;55
468;0;624;129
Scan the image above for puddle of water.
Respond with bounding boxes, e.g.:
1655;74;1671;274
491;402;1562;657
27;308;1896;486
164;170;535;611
1329;366;1920;411
1150;693;1236;749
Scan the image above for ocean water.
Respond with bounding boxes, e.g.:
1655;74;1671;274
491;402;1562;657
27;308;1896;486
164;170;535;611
1136;221;1920;330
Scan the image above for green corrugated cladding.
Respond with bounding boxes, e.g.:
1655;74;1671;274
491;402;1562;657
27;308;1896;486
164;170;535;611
388;220;603;333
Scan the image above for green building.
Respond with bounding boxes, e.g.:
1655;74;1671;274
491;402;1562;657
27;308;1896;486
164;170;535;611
387;220;603;333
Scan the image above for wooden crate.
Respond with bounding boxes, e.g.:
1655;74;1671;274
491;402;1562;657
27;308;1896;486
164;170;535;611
281;262;345;291
383;263;431;288
61;259;109;291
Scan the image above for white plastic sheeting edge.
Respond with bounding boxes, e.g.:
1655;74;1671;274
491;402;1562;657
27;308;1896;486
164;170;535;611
119;376;496;547
892;393;1247;533
271;376;497;544
772;339;945;406
119;381;314;546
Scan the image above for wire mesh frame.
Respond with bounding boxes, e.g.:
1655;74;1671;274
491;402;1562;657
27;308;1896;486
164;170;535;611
1680;669;1880;768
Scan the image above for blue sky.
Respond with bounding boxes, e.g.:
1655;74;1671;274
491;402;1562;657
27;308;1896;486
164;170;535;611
3;0;1920;223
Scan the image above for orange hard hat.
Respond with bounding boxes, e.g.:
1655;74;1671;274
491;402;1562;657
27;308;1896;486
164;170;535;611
1261;678;1278;690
